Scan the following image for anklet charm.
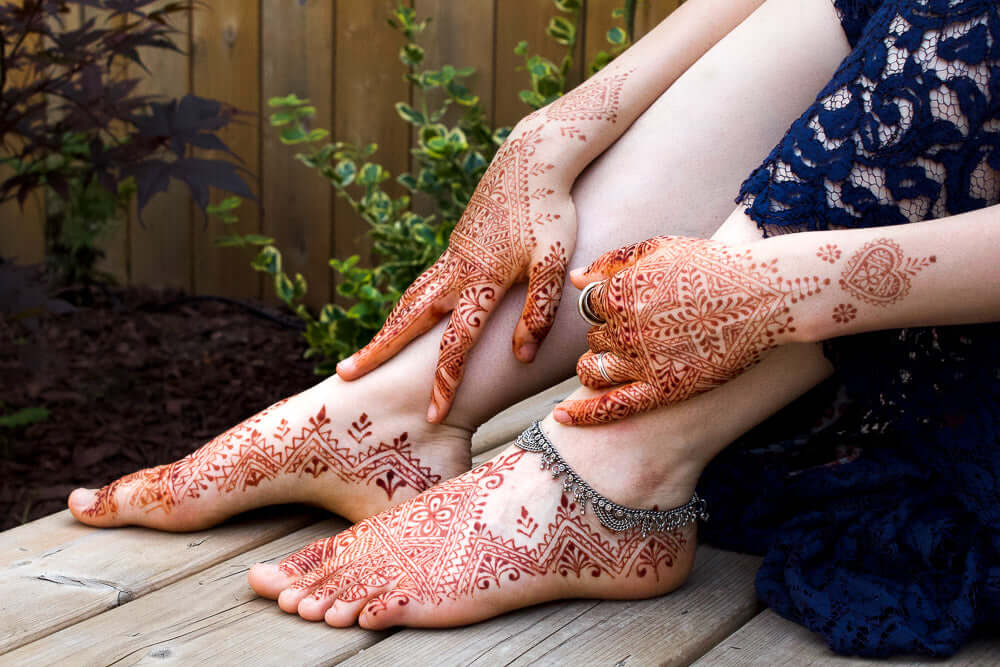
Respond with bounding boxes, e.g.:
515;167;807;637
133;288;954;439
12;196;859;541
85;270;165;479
515;422;708;537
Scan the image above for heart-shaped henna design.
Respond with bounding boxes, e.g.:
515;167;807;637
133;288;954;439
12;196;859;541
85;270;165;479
838;238;935;307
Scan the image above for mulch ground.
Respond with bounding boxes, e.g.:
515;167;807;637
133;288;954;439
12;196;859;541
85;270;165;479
0;267;318;531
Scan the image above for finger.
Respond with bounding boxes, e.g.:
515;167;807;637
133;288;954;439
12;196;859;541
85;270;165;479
338;256;456;380
569;237;666;288
585;324;616;353
575;350;634;389
427;282;504;423
552;381;659;425
512;242;568;362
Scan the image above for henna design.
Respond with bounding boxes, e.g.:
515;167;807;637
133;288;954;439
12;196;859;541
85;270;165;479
816;244;842;264
839;238;935;307
82;405;440;517
565;237;828;424
279;451;687;614
545;68;633;124
349;67;634;416
832;303;858;324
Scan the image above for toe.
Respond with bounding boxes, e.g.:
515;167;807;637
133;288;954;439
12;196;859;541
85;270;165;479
297;584;338;622
248;563;295;599
277;585;312;614
359;591;414;630
324;597;370;627
68;485;126;528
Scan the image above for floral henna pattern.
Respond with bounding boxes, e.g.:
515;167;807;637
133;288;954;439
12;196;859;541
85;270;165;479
82;404;440;518
565;237;830;424
839;238;935;307
279;450;687;615
816;244;842;264
545;67;633;124
832;303;858;324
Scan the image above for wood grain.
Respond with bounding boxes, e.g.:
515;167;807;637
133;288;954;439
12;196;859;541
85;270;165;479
260;0;335;309
0;507;323;653
190;0;261;299
332;1;412;287
340;546;762;666
692;608;1000;666
0;519;379;666
127;2;193;291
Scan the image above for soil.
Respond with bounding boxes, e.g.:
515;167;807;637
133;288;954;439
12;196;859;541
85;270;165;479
0;266;319;531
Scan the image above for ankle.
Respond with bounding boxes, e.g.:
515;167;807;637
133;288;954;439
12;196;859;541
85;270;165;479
537;415;704;512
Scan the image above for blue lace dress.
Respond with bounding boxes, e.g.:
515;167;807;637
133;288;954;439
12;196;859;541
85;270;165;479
698;0;1000;657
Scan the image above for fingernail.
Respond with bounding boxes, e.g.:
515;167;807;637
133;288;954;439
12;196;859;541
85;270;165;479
517;342;538;362
553;408;570;424
336;358;354;374
426;404;439;423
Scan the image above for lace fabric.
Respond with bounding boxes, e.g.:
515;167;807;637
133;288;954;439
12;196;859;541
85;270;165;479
698;0;1000;657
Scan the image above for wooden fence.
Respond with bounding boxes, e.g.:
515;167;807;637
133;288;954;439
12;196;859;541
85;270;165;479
0;0;679;306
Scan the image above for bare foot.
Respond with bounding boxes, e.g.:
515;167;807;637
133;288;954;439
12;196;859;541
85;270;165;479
67;366;472;532
248;411;703;629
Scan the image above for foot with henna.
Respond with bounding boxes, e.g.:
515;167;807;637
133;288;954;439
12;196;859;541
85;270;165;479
67;352;473;532
247;395;707;629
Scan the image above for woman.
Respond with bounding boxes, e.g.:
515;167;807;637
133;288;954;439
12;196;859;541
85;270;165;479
68;0;1000;656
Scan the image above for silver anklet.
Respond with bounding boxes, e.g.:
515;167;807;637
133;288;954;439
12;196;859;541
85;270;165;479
515;421;708;537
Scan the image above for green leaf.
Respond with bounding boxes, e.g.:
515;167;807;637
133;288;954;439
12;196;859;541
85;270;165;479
395;102;426;126
333;159;357;187
426;137;449;154
445;128;468;151
363;142;379;157
292;273;308;300
455;66;476;77
538;77;562;98
547;16;576;46
606;26;626;45
554;0;582;11
268;93;309;108
462;151;487;174
280;125;309;144
307;128;330;142
274;273;295;303
269;110;295;126
214;234;246;247
514;40;528;56
241;233;275;246
400;43;424;67
397;172;418;191
251;246;282;275
0;406;50;429
357;162;385;186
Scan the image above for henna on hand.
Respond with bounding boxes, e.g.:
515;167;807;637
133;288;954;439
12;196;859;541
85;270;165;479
279;449;687;615
558;236;829;425
82;402;440;518
339;67;637;423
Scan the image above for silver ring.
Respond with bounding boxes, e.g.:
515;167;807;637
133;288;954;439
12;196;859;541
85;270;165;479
595;352;613;383
577;281;605;326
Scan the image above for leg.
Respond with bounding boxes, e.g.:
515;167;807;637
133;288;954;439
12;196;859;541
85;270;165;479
68;0;850;530
249;343;831;628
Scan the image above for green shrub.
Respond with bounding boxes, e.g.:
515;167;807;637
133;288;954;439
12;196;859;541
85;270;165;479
221;1;639;374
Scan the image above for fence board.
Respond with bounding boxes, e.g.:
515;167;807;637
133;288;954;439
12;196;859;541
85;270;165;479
494;0;585;129
635;0;681;36
0;17;45;266
331;0;413;290
127;3;193;292
260;0;335;309
190;0;261;299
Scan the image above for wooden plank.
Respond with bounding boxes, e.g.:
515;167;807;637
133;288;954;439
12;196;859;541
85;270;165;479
470;377;579;455
692;609;1000;666
341;546;762;666
494;0;585;129
190;0;261;299
0;507;323;653
260;0;334;309
127;2;193;292
0;519;385;666
332;0;412;287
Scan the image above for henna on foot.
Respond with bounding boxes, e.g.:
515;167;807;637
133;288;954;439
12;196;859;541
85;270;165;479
67;372;472;532
248;407;703;629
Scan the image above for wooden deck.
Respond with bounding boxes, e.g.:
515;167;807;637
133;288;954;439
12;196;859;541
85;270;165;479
2;380;997;666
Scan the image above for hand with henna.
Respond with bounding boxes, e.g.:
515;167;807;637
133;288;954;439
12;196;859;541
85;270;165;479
336;124;577;422
553;235;831;425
